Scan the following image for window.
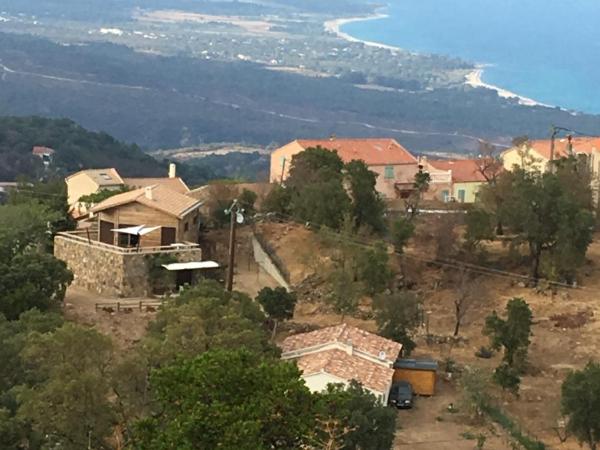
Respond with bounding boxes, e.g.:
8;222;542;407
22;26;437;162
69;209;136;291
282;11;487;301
442;190;450;202
193;215;198;224
280;156;287;168
458;189;466;203
184;222;189;232
384;165;394;179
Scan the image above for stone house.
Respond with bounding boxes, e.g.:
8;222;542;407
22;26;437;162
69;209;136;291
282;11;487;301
270;138;428;199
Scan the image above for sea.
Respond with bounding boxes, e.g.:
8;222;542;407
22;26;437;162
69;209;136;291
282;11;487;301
341;0;600;114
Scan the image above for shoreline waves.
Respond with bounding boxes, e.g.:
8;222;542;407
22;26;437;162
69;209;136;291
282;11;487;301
324;14;551;109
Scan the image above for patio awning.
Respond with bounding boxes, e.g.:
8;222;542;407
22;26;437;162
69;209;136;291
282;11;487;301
111;225;161;236
162;261;220;271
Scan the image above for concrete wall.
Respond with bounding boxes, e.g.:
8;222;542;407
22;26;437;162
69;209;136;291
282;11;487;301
54;235;202;298
252;236;290;291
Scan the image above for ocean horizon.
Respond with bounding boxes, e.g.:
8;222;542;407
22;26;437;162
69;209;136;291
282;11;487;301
341;0;600;114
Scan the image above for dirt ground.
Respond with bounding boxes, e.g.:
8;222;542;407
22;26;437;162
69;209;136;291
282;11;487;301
64;221;600;449
259;221;600;449
65;226;280;347
64;287;156;348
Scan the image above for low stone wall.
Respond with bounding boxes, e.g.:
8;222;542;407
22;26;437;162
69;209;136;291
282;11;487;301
54;236;203;298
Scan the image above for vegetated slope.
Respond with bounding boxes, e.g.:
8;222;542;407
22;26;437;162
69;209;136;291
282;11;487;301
0;116;164;180
1;33;600;152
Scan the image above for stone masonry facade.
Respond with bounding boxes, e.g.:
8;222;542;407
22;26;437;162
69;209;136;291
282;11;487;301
54;235;202;298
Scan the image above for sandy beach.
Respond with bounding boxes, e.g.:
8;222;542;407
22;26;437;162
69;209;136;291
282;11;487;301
464;67;550;108
325;15;550;108
324;14;400;53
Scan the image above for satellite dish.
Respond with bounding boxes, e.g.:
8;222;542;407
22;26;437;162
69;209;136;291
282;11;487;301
236;212;244;224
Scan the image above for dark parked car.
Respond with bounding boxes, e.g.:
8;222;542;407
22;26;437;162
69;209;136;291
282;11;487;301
388;381;414;409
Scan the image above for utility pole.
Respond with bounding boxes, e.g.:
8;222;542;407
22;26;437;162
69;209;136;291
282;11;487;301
549;125;558;173
225;199;244;291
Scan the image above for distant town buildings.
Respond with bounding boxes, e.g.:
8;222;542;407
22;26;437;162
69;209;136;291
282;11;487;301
32;146;55;167
270;137;487;203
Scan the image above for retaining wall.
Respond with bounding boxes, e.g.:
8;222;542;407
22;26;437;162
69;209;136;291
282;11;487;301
54;235;202;298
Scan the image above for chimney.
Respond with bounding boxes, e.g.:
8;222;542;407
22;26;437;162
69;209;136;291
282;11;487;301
345;339;353;355
169;163;176;179
144;186;153;200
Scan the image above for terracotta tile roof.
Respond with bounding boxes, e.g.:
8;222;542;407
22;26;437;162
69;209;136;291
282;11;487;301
123;177;190;194
32;146;55;155
66;168;124;187
296;349;394;394
296;138;417;165
527;137;600;160
281;324;402;362
91;184;201;218
429;159;487;183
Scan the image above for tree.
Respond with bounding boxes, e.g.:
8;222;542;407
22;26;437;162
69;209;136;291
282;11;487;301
561;362;600;450
17;323;115;450
344;160;386;232
262;183;292;215
391;217;414;254
484;298;532;372
286;147;349;229
312;381;396;450
78;185;129;207
328;268;361;322
471;166;594;282
132;349;314;450
239;188;258;215
0;251;73;320
256;287;297;338
143;281;274;365
459;367;491;423
0;203;60;258
493;363;521;394
355;241;392;295
405;167;431;218
446;267;484;336
10;178;75;232
373;291;421;355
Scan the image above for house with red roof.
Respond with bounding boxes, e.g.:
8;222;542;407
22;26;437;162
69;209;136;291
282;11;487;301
270;138;428;199
32;146;55;166
281;324;402;404
429;158;487;203
501;136;600;175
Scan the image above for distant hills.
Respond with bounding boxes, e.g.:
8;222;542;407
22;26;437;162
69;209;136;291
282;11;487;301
1;32;599;155
0;116;164;181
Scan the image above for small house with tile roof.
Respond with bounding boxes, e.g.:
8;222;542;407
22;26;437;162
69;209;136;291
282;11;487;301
281;324;402;403
270;138;424;199
428;158;487;203
91;184;203;247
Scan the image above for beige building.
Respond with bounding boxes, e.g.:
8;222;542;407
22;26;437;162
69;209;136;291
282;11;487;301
501;137;600;174
270;138;426;199
66;164;189;219
66;168;124;206
429;159;487;203
281;324;402;404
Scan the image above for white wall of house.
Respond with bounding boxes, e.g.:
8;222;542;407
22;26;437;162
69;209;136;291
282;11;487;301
302;372;389;404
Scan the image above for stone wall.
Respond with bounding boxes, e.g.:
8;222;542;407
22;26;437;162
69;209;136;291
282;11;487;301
54;235;203;298
252;235;291;291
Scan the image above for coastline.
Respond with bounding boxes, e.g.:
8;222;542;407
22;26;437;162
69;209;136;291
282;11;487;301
464;67;551;108
325;14;551;109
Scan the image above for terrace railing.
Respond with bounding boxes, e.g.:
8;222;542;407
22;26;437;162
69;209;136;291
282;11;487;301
56;231;200;255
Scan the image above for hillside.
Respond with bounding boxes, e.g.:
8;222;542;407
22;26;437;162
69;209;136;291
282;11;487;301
0;116;164;180
2;33;600;154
